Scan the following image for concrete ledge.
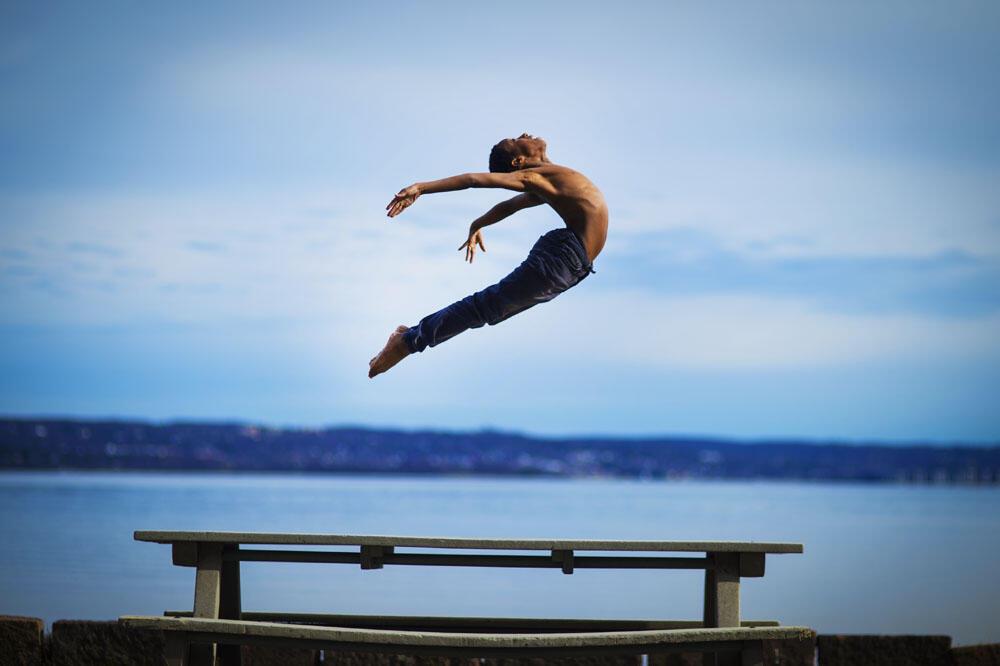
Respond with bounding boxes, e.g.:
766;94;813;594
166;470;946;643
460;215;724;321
0;615;44;666
121;615;813;651
817;634;952;666
49;620;165;666
952;643;1000;666
649;630;815;666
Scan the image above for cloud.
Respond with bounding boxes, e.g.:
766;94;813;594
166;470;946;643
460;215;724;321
185;240;225;253
600;227;1000;317
3;190;999;373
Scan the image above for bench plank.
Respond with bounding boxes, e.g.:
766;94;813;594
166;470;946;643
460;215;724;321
135;532;803;553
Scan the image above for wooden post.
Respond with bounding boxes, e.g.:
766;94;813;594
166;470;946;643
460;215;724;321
189;542;223;666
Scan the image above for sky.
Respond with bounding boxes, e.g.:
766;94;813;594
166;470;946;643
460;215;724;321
1;2;998;442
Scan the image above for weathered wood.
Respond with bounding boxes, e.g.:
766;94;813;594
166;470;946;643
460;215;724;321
135;531;804;553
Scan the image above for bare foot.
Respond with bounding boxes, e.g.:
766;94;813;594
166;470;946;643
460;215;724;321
368;325;412;379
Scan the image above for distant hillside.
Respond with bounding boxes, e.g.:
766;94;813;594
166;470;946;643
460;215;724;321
1;417;997;484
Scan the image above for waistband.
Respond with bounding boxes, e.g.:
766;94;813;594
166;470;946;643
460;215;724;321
539;227;596;273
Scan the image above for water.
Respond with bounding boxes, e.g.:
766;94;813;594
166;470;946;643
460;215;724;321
0;472;997;646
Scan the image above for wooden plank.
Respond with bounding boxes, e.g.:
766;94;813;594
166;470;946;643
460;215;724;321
134;531;804;554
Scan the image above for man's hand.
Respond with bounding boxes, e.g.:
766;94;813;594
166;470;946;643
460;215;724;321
458;227;486;263
386;185;421;218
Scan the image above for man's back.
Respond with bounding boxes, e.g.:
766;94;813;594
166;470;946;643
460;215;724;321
520;164;608;262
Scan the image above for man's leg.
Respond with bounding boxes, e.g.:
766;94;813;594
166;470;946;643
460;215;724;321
368;231;591;378
404;259;562;353
368;262;551;379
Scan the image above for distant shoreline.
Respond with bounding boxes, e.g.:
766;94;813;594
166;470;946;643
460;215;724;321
2;417;998;485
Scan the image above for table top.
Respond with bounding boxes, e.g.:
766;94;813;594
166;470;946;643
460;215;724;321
135;531;803;553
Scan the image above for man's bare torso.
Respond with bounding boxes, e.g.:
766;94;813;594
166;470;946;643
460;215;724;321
520;164;608;262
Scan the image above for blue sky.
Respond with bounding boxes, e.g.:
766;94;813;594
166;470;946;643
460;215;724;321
1;2;998;442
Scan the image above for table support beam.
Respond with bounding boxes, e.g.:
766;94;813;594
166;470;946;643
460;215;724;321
190;542;223;666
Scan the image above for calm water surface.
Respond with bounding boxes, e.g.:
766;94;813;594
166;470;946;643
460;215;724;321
0;472;997;646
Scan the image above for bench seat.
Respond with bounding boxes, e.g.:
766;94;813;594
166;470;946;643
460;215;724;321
121;615;813;660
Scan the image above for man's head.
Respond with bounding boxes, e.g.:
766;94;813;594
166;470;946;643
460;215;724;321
489;133;548;173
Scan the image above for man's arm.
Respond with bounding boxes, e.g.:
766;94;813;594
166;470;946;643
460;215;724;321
386;171;534;218
472;193;544;231
458;193;543;263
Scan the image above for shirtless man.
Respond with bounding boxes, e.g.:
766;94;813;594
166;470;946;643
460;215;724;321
368;133;608;378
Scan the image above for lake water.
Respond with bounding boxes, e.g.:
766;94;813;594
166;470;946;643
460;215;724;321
0;472;997;646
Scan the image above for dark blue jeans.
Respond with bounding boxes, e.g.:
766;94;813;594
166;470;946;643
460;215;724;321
404;227;595;353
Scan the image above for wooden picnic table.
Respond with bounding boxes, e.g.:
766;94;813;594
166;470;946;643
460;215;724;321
123;531;806;666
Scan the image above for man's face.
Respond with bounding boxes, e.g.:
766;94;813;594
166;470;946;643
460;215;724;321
513;134;547;159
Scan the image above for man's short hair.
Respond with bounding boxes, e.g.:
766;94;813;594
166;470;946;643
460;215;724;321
489;139;517;173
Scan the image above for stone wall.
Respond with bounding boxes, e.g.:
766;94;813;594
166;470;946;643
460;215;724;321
2;617;999;666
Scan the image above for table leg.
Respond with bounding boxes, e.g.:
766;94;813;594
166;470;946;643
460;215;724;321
218;544;242;666
190;542;223;666
702;552;742;666
703;552;741;627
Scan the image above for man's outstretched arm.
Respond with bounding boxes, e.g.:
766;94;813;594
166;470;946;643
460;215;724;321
459;193;544;263
386;171;534;218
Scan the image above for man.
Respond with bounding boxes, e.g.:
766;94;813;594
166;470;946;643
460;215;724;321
369;133;608;378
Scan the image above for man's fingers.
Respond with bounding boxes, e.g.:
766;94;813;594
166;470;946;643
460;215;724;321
477;236;486;252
